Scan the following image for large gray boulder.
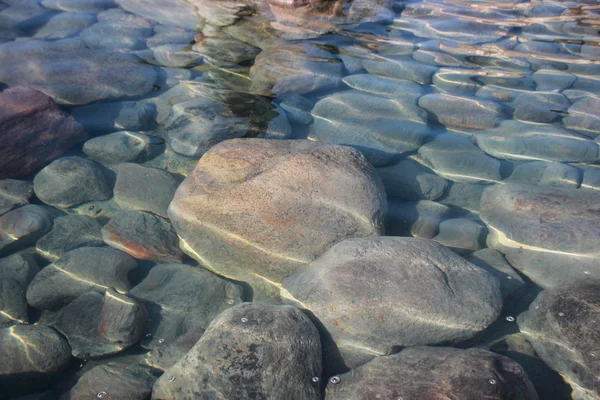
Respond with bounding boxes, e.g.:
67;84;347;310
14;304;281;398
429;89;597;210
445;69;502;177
282;237;502;368
0;205;62;256
0;254;39;326
168;139;387;299
151;303;322;400
325;347;538;400
480;183;600;288
518;283;600;400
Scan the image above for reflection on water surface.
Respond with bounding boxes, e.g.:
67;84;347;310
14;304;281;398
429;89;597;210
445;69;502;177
0;0;599;399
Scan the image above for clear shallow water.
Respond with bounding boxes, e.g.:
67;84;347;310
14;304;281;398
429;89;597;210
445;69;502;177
0;0;599;399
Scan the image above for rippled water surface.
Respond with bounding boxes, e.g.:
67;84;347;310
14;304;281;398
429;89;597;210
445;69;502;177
1;0;600;399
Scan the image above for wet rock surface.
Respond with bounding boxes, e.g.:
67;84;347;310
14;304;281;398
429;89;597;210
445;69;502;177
0;205;62;256
519;283;600;400
325;346;538;400
0;86;86;179
419;93;504;130
168;139;386;299
0;254;39;326
0;180;34;216
83;131;165;165
151;303;322;400
282;237;502;367
35;215;104;260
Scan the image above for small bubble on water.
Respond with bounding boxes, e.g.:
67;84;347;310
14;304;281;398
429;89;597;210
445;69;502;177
584;270;590;274
534;306;540;310
330;376;341;384
488;379;496;385
97;391;107;398
591;352;597;357
376;395;382;399
506;316;515;322
506;276;512;280
558;312;565;317
311;377;320;383
241;317;248;323
145;333;152;337
158;338;165;344
227;299;235;305
168;376;176;382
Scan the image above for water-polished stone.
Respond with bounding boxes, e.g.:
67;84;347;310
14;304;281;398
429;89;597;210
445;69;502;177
33;156;114;209
563;96;600;139
191;31;260;67
40;290;145;358
83;131;165;165
363;55;437;84
507;161;580;188
476;120;598;162
130;264;243;349
0;86;86;179
325;347;537;400
102;211;183;263
79;8;153;51
168;139;386;299
151;303;322;400
0;254;39;326
68;362;157;400
481;183;600;288
0;325;72;397
249;43;343;96
115;0;199;30
42;0;116;13
438;182;487;213
519;283;600;400
310;90;429;166
432;68;482;96
386;199;453;239
466;248;525;299
0;180;33;216
279;94;314;125
0;39;157;105
33;12;96;40
113;163;180;218
27;246;136;311
533;69;576;92
513;92;570;123
72;100;157;133
419;93;504;130
376;158;448;200
282;237;502;368
0;205;61;256
433;217;487;254
342;74;423;101
418;134;501;183
142;328;204;370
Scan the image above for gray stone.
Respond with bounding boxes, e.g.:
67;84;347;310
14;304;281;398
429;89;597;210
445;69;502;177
513;92;570;123
481;183;600;288
466;249;525;299
33;12;96;40
0;39;157;105
342;74;423;100
518;283;600;400
325;347;538;400
0;325;71;397
413;49;477;68
581;168;600;191
386;199;453;239
418;134;502;183
33;156;113;209
433;217;487;254
438;182;488;212
68;362;156;400
115;0;200;30
376;158;448;200
310;90;429;166
36;215;104;261
113;163;180;218
41;0;116;13
432;68;482;96
0;179;33;216
72;101;157;133
249;43;343;96
83;131;165;165
79;9;154;51
0;254;39;326
475;85;532;104
0;205;61;256
533;69;576;92
168;139;386;299
476;120;599;162
40;290;145;358
142;328;204;371
363;55;437;84
191;32;260;67
26;246;136;311
419;93;504;130
507;161;580;188
563;96;600;138
102;211;183;263
151;303;322;400
130;264;243;350
279;94;314;125
282;237;502;368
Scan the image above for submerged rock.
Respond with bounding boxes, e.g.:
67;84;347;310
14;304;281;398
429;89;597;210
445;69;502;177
0;205;61;256
563;96;600;139
0;254;39;326
507;161;580;188
168;139;386;299
79;8;153;52
33;156;114;209
0;179;33;216
386;199;453;239
310;90;429;166
33;12;96;40
0;325;72;397
27;246;136;311
282;237;502;367
151;303;322;400
42;0;116;13
363;55;437;84
83;131;164;165
481;183;600;288
465;248;525;299
376;158;448;201
419;93;504;130
519;283;600;400
342;74;424;101
102;211;183;263
325;347;538;400
0;86;86;179
513;92;570;123
72;100;157;133
433;217;487;254
130;264;243;349
279;94;314;125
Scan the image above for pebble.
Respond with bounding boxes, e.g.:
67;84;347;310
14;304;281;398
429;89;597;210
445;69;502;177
465;248;525;299
72;101;157;133
563;96;600;139
83;131;165;165
363;55;437;84
513;92;570;123
0;179;33;216
0;205;62;256
279;94;314;125
0;254;39;326
507;161;580;189
36;214;104;260
386;199;453;239
419;93;504;130
433;217;487;254
376;158;448;201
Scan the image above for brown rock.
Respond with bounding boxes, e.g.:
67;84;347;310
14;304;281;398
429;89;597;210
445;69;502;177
0;86;86;179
